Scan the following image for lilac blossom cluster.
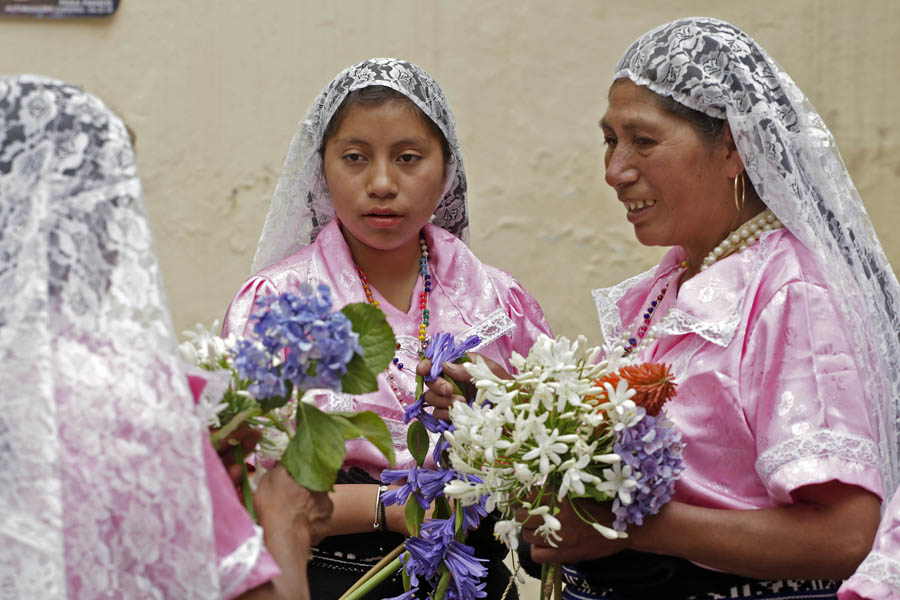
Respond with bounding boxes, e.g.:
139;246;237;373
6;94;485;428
381;332;489;600
232;284;362;399
611;408;684;531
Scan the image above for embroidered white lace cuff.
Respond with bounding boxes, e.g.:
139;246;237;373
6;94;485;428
218;524;264;599
852;551;900;596
755;430;881;501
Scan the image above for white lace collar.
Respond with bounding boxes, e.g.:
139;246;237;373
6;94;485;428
593;229;784;348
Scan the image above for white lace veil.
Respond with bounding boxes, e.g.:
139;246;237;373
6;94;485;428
615;17;900;495
251;57;469;273
0;75;220;598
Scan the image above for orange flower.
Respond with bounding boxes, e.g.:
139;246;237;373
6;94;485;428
616;363;677;416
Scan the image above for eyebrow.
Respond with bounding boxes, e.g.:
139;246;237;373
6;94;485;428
598;116;655;132
330;136;434;147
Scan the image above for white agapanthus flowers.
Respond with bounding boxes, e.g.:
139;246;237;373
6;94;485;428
443;334;683;549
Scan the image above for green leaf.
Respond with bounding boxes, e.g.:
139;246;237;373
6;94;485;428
407;420;430;466
454;499;464;537
340;303;396;395
331;411;396;466
405;495;425;537
282;402;347;492
339;353;380;396
433;566;451;600
433;496;452;520
583;484;615;504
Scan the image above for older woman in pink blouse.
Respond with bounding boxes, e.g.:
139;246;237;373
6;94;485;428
426;17;900;600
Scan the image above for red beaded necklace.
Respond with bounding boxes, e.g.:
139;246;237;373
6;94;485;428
355;234;431;401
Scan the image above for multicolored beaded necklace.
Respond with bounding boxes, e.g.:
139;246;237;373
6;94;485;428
355;234;431;401
621;275;676;356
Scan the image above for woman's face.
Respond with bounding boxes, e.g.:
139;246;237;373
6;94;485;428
601;80;740;261
323;100;446;257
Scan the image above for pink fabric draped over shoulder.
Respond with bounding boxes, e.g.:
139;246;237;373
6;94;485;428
187;376;281;600
839;486;900;600
593;228;883;514
223;220;551;476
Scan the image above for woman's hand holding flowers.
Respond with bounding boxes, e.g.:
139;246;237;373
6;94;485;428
255;464;334;548
417;353;510;421
518;497;629;564
216;423;263;488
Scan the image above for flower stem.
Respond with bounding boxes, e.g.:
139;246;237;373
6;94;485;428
338;546;405;600
541;562;562;600
234;444;256;523
210;408;258;449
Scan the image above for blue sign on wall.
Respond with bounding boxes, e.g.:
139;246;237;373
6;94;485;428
1;0;119;17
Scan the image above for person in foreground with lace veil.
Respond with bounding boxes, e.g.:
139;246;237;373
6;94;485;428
222;58;551;598
423;17;900;600
0;74;331;600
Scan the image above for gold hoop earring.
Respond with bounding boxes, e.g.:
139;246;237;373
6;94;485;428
734;172;746;213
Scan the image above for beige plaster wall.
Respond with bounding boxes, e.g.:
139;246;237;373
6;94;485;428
2;1;898;343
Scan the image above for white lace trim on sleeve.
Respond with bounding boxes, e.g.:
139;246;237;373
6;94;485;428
755;429;880;487
852;551;900;595
466;309;515;351
218;524;265;599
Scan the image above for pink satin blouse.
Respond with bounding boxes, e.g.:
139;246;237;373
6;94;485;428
593;228;883;513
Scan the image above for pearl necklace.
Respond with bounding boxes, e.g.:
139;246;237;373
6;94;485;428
622;209;783;357
355;235;431;402
701;209;782;271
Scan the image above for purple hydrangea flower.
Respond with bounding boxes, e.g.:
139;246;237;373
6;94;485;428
612;409;684;530
233;285;363;398
233;340;287;399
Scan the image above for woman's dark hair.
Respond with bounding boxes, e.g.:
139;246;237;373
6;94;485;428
610;80;726;147
321;85;452;163
651;91;727;147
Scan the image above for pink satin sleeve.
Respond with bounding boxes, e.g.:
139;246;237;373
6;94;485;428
187;376;281;599
222;276;279;338
839;487;900;599
742;283;883;504
505;277;553;353
479;275;553;369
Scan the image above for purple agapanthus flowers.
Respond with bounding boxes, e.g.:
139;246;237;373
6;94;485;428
422;332;480;382
232;284;362;399
382;331;489;600
611;408;684;531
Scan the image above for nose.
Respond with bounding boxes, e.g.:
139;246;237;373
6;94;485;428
604;147;639;190
366;157;398;199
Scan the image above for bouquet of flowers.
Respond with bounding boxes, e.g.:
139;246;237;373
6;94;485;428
443;333;684;599
180;283;397;500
